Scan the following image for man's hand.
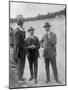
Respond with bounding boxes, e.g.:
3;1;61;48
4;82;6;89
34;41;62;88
31;44;35;48
28;45;32;48
28;44;36;49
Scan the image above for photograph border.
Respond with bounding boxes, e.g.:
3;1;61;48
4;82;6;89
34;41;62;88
9;1;67;89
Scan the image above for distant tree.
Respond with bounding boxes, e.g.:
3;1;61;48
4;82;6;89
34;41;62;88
10;8;66;23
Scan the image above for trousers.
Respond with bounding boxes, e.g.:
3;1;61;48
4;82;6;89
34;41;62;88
17;48;26;80
45;57;58;81
28;55;38;79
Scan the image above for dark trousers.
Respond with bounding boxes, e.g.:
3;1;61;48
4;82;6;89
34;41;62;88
28;56;38;79
17;48;26;80
45;57;58;81
13;46;18;65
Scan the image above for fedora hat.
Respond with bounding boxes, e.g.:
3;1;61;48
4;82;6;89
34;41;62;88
28;27;35;32
16;15;24;25
44;22;51;28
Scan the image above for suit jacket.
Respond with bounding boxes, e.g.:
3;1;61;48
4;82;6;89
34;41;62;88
41;31;57;58
26;36;40;59
13;27;26;59
14;27;25;48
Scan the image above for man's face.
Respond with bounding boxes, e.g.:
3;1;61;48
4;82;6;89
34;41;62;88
29;30;34;36
19;24;23;28
45;26;50;32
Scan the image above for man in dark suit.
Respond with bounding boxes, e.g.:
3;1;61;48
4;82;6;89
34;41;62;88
40;22;60;83
26;27;40;83
13;15;26;83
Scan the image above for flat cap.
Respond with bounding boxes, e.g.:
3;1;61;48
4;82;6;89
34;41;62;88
28;26;35;32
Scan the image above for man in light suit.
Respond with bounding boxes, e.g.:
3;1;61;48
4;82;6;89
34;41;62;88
40;22;60;83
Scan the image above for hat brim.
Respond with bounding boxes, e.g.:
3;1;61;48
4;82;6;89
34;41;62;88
44;25;51;28
28;29;35;32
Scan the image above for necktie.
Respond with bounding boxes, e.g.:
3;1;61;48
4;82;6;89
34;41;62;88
46;33;49;41
46;33;50;46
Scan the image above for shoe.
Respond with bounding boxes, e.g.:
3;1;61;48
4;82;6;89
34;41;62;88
56;80;62;84
18;78;26;82
35;79;38;83
29;77;33;81
18;80;26;84
21;78;26;81
45;80;50;83
18;80;23;83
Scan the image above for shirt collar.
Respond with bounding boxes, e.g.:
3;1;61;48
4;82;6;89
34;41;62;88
17;25;23;31
47;31;51;35
29;35;35;39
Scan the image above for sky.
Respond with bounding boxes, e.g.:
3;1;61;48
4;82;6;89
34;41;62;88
10;2;65;18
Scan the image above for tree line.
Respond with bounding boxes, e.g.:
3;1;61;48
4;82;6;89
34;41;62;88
10;8;66;23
